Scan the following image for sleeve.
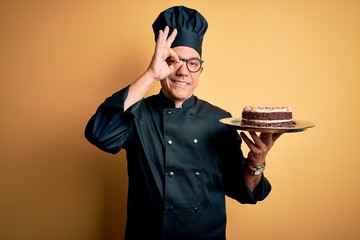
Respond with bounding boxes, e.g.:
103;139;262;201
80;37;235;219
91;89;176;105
84;85;134;154
229;166;272;204
221;123;272;204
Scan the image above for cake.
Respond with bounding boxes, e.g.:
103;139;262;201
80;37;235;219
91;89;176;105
241;106;294;128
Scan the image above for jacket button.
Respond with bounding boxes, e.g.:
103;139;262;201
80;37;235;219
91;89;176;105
167;205;174;212
195;171;200;177
193;138;198;144
167;110;172;115
168;171;174;177
194;206;199;212
168;139;173;145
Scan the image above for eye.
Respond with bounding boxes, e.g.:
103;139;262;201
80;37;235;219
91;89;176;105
166;58;176;65
188;59;199;67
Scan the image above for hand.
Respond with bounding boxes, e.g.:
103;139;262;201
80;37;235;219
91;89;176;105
148;26;183;80
240;131;282;166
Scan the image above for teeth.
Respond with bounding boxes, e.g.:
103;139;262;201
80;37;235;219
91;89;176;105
174;81;187;85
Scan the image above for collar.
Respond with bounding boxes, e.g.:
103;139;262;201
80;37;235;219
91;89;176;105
157;90;196;109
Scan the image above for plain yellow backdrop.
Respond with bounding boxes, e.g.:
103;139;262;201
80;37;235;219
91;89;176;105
1;0;359;239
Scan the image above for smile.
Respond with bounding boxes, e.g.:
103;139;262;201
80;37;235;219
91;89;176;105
171;79;189;85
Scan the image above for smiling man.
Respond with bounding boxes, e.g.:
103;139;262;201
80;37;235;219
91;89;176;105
85;5;282;240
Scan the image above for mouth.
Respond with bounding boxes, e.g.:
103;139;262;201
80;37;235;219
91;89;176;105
170;79;189;86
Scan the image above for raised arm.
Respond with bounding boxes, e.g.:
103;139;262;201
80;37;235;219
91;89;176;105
124;26;182;110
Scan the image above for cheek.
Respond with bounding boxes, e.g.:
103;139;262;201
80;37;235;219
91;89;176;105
191;75;201;86
160;77;170;86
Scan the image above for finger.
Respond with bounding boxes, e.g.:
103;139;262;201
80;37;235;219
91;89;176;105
156;26;169;46
163;26;170;40
168;48;180;62
259;132;283;146
259;132;273;145
249;131;265;147
240;132;256;149
167;28;178;47
164;25;169;32
168;61;184;74
156;29;164;44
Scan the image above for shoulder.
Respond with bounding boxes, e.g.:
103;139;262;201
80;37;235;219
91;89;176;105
195;97;231;118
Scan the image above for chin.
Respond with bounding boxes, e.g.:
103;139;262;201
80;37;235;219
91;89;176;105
171;91;191;100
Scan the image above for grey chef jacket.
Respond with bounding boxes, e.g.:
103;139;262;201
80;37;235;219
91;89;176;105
85;85;271;240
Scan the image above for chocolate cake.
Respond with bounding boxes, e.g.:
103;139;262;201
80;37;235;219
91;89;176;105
241;106;294;128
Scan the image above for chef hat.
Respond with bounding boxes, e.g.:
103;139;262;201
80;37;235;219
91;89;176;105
152;6;208;56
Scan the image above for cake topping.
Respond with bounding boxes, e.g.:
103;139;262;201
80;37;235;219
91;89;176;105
244;106;292;112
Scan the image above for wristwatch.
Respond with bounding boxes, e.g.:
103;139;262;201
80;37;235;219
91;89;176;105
247;163;266;176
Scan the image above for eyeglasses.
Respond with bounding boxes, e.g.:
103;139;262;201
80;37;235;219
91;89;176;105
166;57;204;73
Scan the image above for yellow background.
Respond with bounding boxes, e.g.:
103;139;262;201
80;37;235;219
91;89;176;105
1;0;359;239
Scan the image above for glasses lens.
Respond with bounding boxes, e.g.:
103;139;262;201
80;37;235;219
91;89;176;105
187;59;202;72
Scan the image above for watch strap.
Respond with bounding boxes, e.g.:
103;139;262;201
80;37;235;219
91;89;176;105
246;162;266;176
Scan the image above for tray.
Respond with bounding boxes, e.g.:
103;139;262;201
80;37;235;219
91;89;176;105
219;118;315;133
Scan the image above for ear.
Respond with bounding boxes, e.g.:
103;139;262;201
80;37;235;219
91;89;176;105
198;66;204;75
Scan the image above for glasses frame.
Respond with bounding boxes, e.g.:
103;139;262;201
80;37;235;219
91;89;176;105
179;57;204;73
166;57;204;73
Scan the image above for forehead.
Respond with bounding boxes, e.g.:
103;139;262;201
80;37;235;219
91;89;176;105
172;46;200;59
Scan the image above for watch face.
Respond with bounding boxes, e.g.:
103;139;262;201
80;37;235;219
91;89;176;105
254;167;264;175
252;164;265;175
247;163;265;176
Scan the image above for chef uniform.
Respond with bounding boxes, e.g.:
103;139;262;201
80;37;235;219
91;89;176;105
85;6;271;240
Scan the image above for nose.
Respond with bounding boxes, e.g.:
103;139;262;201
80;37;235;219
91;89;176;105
176;61;189;75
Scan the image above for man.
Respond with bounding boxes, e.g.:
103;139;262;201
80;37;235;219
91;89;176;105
85;6;282;240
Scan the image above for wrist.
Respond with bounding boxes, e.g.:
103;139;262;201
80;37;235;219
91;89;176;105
144;68;159;82
245;159;266;176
